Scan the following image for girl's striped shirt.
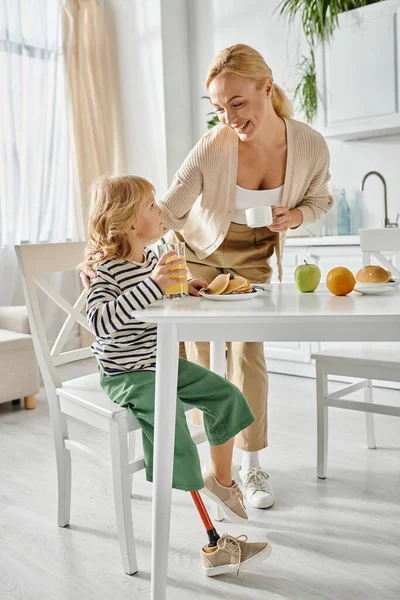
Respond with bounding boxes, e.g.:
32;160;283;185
87;248;163;374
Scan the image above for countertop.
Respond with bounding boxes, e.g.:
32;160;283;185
285;235;360;247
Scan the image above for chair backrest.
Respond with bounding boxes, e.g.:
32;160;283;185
15;242;92;394
360;228;400;278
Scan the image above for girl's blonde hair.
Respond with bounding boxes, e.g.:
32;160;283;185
84;174;155;267
205;44;293;119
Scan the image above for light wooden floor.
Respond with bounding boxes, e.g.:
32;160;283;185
1;373;399;600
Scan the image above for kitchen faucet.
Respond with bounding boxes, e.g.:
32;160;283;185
360;171;399;228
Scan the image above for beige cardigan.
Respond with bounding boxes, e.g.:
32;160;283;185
159;118;333;280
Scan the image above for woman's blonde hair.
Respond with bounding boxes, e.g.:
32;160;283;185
84;174;155;267
205;43;293;119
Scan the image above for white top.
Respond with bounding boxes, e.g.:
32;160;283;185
233;184;284;225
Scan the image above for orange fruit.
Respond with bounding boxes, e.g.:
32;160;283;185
326;267;355;296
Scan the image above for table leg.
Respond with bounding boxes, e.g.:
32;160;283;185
210;341;226;377
209;341;226;522
151;323;179;600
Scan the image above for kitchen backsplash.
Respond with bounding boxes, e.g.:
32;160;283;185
288;186;367;238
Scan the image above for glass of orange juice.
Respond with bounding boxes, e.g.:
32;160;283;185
157;242;189;299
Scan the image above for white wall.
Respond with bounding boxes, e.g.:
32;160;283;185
105;0;167;194
105;0;193;197
187;0;400;230
160;0;194;182
328;136;400;229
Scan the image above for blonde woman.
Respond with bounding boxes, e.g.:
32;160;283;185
160;44;333;509
81;44;333;510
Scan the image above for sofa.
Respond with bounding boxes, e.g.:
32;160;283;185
0;306;40;409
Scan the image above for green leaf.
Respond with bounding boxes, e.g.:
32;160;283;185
201;95;219;129
207;115;220;130
294;50;317;123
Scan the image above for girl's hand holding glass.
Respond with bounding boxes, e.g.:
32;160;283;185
151;250;188;294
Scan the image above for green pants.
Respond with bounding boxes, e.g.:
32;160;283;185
100;358;255;491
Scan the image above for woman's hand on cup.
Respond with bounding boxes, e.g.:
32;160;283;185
188;278;209;296
268;206;293;232
151;251;188;293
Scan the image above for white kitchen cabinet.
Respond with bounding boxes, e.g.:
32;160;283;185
271;246;305;283
265;240;400;389
305;246;363;279
315;0;400;140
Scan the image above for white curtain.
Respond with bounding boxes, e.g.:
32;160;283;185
61;0;126;239
0;0;124;351
0;0;76;302
0;0;80;345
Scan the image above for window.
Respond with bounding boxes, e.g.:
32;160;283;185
0;0;74;247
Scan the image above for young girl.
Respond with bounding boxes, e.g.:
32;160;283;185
84;174;271;575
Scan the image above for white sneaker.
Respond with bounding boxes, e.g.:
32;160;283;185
239;468;275;509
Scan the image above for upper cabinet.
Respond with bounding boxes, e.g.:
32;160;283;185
315;0;400;140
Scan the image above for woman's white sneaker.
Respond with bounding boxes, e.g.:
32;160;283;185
239;467;275;509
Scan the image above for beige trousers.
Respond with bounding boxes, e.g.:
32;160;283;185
171;222;276;451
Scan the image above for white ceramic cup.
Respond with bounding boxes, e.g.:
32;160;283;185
245;206;273;228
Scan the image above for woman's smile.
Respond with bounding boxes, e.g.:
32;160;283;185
233;120;250;134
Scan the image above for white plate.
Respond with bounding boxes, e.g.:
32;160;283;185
354;281;399;295
199;286;264;301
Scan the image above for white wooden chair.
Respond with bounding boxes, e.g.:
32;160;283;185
15;242;207;575
312;228;400;479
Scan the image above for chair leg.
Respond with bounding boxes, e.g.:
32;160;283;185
57;447;71;527
51;408;71;527
128;431;136;494
364;380;376;449
24;394;36;409
316;362;328;479
110;417;138;575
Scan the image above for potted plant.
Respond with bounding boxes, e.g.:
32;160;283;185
201;96;219;130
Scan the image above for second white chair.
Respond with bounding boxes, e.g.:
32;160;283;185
312;228;400;479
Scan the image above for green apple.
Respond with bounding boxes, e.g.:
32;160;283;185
294;260;321;293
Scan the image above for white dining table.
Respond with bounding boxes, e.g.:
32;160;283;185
132;283;400;600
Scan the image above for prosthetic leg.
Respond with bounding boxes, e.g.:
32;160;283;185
190;491;220;547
